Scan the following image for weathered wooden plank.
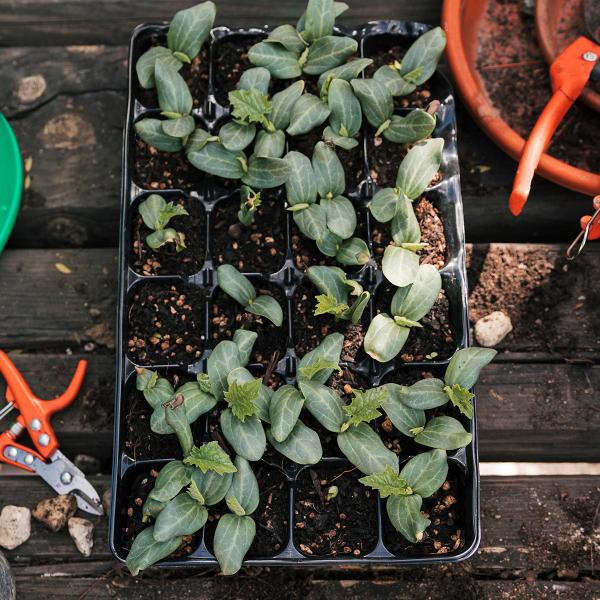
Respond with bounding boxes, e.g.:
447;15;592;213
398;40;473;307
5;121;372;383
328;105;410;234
1;475;598;580
0;0;442;46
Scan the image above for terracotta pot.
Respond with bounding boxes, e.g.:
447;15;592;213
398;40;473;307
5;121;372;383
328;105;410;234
441;0;600;197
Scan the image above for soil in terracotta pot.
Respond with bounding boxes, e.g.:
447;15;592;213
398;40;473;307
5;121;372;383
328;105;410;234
131;195;206;276
133;138;205;191
374;283;454;362
212;34;266;106
294;466;378;557
212;193;287;273
209;286;288;365
476;0;598;172
128;283;206;365
292;281;366;362
371;197;448;270
288;129;367;194
382;471;464;556
121;469;198;557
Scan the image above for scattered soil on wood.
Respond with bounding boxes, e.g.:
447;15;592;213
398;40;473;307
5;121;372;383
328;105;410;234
374;283;455;362
294;466;378;557
212;193;286;273
212;34;266;106
382;471;464;556
131;195;206;276
292;281;366;362
121;469;197;557
476;0;598;172
371;197;448;269
133;139;205;191
128;283;206;365
209;286;288;366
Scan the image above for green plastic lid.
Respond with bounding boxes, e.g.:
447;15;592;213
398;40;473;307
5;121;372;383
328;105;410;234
0;113;23;253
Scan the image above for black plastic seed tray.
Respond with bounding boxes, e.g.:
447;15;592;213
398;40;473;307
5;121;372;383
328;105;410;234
110;20;478;568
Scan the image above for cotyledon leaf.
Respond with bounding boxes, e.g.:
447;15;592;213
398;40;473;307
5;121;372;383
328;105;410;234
187;142;246;179
269;385;305;442
303;36;358;75
390;196;420;246
213;514;256;575
335;237;370;266
400;449;448;498
126;526;182;576
444;347;497;390
148;461;191;503
190;468;233;506
136;46;182;89
226;456;260;516
248;41;302;79
155;61;193;117
306;265;349;304
284;150;318;205
219;121;257;152
392;264;441;322
317;230;343;257
373;64;416;97
395;138;444;200
312;141;345;198
399;378;448;410
161;115;195;138
387;494;430;543
265;24;307;54
369;187;402;223
381;383;426;436
286;94;331;136
293;203;327;241
323;125;359;150
242;156;290;189
317;58;373;92
414;416;473;450
271;80;306;130
323;195;356;239
245;295;284;327
363;313;409;363
254;130;286;159
303;0;336;42
400;26;447;86
337;422;399;475
220;409;266;462
381;245;420;287
266;420;323;464
217;264;256;306
297;332;344;384
328;78;362;138
135;119;183;153
383;110;436;145
207;339;243;400
239;66;271;95
142;377;174;409
232;329;258;366
167;1;216;61
350;78;393;128
153;493;208;542
299;380;346;432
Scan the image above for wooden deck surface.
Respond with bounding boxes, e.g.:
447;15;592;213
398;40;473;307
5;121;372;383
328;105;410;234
0;1;598;598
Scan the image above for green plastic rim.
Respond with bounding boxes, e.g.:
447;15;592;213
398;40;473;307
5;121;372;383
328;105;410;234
0;113;23;253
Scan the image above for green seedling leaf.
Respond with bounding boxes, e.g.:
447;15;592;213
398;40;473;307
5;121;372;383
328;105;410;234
146;229;186;252
190;468;234;506
207;340;242;401
297;0;349;39
323;195;356;239
142;496;166;519
161;115;195;138
245;294;284;326
126;526;182;576
298;356;343;380
265;24;307;54
155;61;193;117
364;313;409;363
390;195;421;247
229;88;273;128
135;118;183;152
343;290;370;325
220;410;266;462
400;27;447;86
168;1;216;61
373;64;416;97
227;367;271;423
393;316;421;328
232;329;258;366
312;141;345;198
164;395;193;455
380;383;426;436
267;420;323;464
224;378;261;421
136;367;158;392
359;465;411;497
382;245;420;287
299;380;346;432
303;36;358;75
196;373;212;394
136;46;183;89
444;347;497;391
387;494;430;543
383;110;436;145
369;187;402;223
217;264;256;306
238;185;262;227
142;376;174;410
153;493;208;542
226;456;260;516
396;138;444;200
335;237;370;265
328;78;362;138
400;449;448;498
297;332;344;384
307;265;349;303
187;479;205;504
242;155;290;189
185;127;218;154
399;378;448;410
284;150;318;205
271;80;305;130
213;514;256;575
269;385;305;442
138;195;188;231
148;461;192;503
342;387;388;430
351;78;393;129
287;94;331;136
249;41;302;79
314;293;349;318
317;230;342;257
219;121;257;152
293;203;327;240
239;66;271;95
392;264;442;322
414;416;473;450
184;442;237;475
187;142;246;179
444;384;475;419
318;58;374;92
337;422;399;475
303;0;336;42
254;129;286;159
323;125;359;150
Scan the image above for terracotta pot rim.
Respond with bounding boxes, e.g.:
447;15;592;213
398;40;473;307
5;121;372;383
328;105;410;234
441;0;600;197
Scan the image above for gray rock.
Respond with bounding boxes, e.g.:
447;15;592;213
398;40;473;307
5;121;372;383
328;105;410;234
32;495;77;532
474;311;513;347
0;506;31;550
68;517;94;557
0;551;15;600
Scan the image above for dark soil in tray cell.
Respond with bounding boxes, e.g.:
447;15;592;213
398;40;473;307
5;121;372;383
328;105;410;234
212;34;266;106
292;282;366;362
327;366;370;398
133;139;205;191
128;283;206;365
131;195;206;276
121;469;198;557
294;466;378;557
288;129;367;194
209;287;288;365
476;0;598;172
382;472;464;556
374;283;454;362
212;193;287;273
371;197;448;270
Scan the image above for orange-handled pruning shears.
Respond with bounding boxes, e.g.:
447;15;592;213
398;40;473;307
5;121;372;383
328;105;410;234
0;351;103;515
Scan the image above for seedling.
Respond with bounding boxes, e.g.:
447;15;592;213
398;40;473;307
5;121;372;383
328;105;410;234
137;194;189;251
238;185;262;227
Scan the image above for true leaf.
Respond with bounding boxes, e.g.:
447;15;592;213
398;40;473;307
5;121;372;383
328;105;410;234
387;494;430;542
396;138;444;200
136;46;182;89
167;1;215;61
148;461;191;503
249;41;302;79
399;378;448;410
299;380;346;432
183;442;237;475
337;422;399;475
284;150;317;205
314;293;349;318
219;121;257;152
187;142;245;179
359;465;410;498
342;387;388;429
297;332;344;384
153;493;208;542
242;156;290;189
312;141;345;198
369;188;402;223
317;58;373;91
254;129;286;158
444;347;497;390
382;245;420;287
245;294;284;326
335;237;370;265
303;36;358;75
328;78;362;138
383;110;436;145
351;78;393;128
364;313;409;363
266;420;323;464
224;378;261;421
226;456;260;516
400;449;448;498
135;119;183;152
287;94;331;136
190;469;233;506
155;61;193;117
126;526;182;576
220;410;266;462
444;384;475;419
269;385;305;442
414;416;473;450
373;64;416;97
239;66;271;95
381;383;426;436
213;514;256;575
400;27;447;86
323;195;356;239
392;264;442;322
271;80;306;130
217;264;256;306
229;88;272;128
207;340;242;400
226;367;271;423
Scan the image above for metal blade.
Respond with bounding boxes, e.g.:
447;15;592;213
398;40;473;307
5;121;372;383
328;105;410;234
34;450;104;516
584;0;600;44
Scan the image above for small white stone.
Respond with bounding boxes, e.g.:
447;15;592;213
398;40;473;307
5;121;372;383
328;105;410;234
68;517;94;557
474;311;513;347
0;506;31;550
